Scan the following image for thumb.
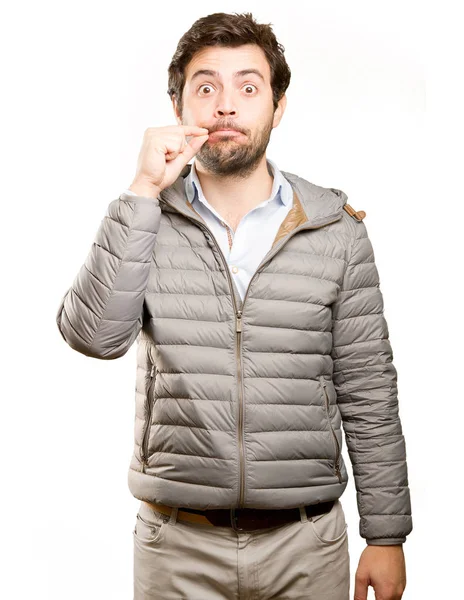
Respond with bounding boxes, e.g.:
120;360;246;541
169;134;209;170
187;133;209;156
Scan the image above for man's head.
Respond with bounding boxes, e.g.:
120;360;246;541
167;12;291;178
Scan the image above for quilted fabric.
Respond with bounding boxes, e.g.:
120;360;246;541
56;163;412;545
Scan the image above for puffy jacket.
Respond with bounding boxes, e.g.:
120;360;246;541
56;163;413;546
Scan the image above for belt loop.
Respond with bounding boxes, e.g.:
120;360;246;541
299;506;308;523
169;507;178;525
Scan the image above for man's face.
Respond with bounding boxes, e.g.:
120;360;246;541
174;44;286;178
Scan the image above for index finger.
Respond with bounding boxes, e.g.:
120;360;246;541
180;125;209;136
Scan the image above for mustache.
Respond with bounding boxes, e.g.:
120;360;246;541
207;124;245;134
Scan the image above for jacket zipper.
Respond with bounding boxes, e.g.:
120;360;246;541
233;216;343;505
159;196;343;505
320;376;342;483
236;310;245;505
141;363;157;473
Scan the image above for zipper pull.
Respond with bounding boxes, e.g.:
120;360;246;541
236;311;242;333
150;365;155;378
320;375;326;388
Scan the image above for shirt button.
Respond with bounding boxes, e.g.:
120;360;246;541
231;266;239;274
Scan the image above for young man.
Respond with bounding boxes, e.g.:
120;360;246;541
56;11;412;600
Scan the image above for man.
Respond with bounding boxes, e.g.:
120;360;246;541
56;11;412;600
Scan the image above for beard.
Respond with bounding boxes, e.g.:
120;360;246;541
192;115;274;180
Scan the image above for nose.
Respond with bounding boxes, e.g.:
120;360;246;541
215;108;236;117
213;90;237;119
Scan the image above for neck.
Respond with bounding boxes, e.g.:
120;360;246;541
193;155;274;223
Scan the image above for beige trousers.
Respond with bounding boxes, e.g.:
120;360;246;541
133;498;350;599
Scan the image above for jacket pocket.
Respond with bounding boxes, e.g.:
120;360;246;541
140;361;158;467
319;376;342;483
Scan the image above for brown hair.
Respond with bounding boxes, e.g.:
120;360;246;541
167;12;291;117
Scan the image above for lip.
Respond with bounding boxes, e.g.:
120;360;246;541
210;129;242;135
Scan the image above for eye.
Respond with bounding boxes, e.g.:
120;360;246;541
242;84;257;94
197;83;258;96
198;84;215;96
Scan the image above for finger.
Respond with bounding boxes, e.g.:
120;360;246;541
179;134;187;153
180;125;209;136
182;134;209;161
167;134;209;168
159;133;187;159
353;575;368;600
162;128;204;158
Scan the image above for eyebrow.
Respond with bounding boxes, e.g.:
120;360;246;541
190;68;266;84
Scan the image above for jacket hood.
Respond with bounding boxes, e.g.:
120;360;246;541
158;163;349;228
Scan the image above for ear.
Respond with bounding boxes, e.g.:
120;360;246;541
272;94;287;128
172;94;182;125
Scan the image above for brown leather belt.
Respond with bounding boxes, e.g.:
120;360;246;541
143;500;336;533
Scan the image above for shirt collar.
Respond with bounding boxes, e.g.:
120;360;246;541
184;157;293;208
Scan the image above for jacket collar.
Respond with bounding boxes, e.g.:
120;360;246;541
185;157;293;208
158;163;348;247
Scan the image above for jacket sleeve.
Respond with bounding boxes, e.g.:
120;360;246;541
56;192;162;360
331;217;413;545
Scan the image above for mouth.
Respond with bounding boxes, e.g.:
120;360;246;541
208;129;243;138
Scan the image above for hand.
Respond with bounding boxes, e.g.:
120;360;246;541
129;125;210;196
354;545;407;600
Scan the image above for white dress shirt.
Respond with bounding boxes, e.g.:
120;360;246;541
123;157;293;301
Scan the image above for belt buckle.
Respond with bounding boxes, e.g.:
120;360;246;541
230;508;247;532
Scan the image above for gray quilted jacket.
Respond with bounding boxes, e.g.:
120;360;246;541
56;163;413;546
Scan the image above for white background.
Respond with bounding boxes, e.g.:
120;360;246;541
0;1;461;598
